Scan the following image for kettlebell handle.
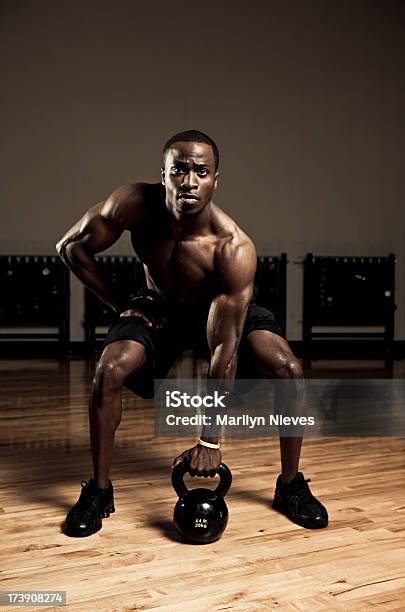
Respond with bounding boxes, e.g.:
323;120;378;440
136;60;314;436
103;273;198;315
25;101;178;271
171;462;232;499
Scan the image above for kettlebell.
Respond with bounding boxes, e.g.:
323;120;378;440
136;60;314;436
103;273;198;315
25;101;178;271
171;462;232;544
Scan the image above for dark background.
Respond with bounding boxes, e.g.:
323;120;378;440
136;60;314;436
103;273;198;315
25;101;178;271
1;0;404;341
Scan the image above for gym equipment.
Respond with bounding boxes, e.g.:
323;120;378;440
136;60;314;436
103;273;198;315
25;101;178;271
171;462;232;544
254;254;287;336
0;255;70;354
303;253;396;361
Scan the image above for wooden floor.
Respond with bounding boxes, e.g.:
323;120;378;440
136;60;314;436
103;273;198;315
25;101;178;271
1;356;405;611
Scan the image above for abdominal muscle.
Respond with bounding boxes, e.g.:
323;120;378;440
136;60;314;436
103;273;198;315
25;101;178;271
139;238;219;312
143;263;216;310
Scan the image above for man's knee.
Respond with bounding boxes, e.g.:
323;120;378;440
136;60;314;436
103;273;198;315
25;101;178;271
92;342;146;395
267;353;305;421
284;356;303;379
270;352;303;379
248;331;303;380
93;360;127;394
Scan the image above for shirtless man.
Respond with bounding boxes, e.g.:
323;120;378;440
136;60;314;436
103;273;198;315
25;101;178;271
56;130;328;537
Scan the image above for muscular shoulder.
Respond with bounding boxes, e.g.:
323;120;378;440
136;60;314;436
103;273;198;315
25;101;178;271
213;212;257;292
100;182;163;230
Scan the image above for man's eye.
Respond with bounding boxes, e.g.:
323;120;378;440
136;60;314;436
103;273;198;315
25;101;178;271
171;167;182;174
197;170;208;177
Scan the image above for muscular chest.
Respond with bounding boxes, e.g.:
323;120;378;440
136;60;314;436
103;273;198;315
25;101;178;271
131;230;217;299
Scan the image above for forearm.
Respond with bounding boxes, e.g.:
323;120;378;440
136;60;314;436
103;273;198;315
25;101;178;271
208;342;238;380
201;343;239;443
57;242;121;313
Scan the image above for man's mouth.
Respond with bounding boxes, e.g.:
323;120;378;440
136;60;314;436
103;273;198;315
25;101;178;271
177;193;199;201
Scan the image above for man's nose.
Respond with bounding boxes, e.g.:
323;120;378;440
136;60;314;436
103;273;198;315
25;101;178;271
181;170;198;190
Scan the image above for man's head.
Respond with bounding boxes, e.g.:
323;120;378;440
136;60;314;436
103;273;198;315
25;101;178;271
161;130;219;217
162;130;219;171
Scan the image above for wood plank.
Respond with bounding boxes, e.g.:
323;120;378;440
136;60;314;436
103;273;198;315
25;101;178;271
0;357;404;610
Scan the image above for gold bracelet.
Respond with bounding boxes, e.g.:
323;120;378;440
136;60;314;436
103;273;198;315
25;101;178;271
197;438;221;449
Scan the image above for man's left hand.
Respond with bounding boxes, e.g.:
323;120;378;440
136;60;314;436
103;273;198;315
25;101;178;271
171;444;222;477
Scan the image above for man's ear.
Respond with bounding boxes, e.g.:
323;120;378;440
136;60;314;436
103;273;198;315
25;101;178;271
161;167;165;185
214;171;219;190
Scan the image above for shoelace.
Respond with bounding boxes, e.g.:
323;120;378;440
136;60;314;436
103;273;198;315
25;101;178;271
282;478;313;506
78;480;107;508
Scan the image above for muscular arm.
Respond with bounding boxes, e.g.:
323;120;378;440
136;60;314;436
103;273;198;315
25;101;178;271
207;236;257;380
173;235;257;470
56;183;144;313
198;235;256;446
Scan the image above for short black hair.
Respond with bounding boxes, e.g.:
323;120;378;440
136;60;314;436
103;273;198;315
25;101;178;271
162;130;219;170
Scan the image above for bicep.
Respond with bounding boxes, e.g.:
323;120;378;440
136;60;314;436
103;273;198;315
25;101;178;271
207;239;256;350
57;184;139;255
57;183;143;254
57;204;124;256
75;207;124;254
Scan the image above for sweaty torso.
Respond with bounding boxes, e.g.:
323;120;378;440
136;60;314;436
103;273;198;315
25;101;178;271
126;183;242;311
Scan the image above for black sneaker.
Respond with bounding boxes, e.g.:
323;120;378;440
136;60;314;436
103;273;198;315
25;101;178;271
272;472;328;529
64;479;115;537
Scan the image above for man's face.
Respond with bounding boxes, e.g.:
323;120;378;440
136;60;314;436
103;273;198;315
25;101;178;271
162;141;218;216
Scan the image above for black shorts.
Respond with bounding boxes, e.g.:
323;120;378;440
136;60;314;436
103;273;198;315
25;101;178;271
100;291;284;398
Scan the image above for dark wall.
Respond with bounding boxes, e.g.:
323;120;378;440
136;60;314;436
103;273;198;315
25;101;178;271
1;0;404;339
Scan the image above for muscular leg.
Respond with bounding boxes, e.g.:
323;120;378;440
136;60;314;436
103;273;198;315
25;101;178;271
246;330;304;482
90;340;147;488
